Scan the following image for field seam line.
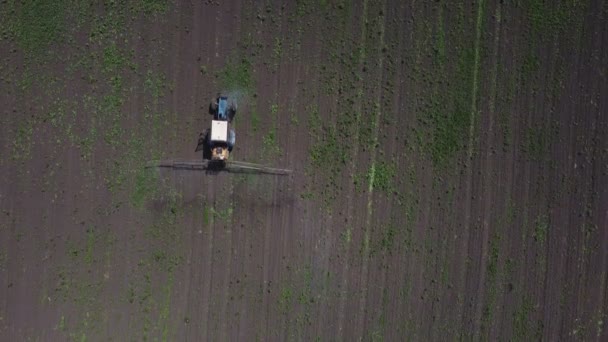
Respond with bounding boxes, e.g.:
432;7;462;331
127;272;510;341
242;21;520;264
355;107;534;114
202;196;215;340
539;10;569;338
473;1;501;340
467;0;484;161
335;0;369;339
458;0;485;335
218;180;235;341
355;0;387;339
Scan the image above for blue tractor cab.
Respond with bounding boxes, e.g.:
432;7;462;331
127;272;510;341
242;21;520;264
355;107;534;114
216;96;229;121
211;95;236;122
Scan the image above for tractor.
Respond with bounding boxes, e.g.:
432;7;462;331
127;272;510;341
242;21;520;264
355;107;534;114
149;93;291;175
196;95;237;163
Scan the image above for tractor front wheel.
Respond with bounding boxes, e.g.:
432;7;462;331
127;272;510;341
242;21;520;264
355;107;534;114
209;98;218;114
228;99;237;112
227;100;237;122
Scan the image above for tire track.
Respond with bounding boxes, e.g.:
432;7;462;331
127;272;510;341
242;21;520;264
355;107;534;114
334;0;369;339
181;1;204;338
372;2;410;339
200;187;215;340
217;183;235;341
200;8;227;338
456;0;485;334
216;2;246;338
354;0;387;339
473;1;501;339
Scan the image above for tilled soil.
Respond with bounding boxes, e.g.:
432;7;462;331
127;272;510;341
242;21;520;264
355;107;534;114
0;0;607;340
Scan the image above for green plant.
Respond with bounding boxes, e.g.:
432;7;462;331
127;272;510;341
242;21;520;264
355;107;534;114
206;206;234;222
273;37;283;60
533;215;548;245
278;286;293;314
382;225;396;251
139;0;169;15
131;168;159;208
481;233;502;331
102;44;128;74
84;227;96;265
340;227;352;247
512;296;541;341
367;161;396;193
218;57;253;91
523;126;550;161
250;106;260;132
10;0;68;53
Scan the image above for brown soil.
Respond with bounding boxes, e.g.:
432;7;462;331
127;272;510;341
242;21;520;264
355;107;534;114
0;0;607;340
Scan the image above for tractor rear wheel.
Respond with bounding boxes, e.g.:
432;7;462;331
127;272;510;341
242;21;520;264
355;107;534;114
209;98;218;114
202;129;212;160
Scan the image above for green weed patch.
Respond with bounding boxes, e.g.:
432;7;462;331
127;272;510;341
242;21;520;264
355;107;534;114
131;168;160;209
10;0;68;53
218;57;254;92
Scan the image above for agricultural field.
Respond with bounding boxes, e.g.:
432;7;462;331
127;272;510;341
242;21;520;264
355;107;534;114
0;0;607;340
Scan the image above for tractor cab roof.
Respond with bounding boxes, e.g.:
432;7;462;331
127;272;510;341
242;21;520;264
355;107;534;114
217;96;229;121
